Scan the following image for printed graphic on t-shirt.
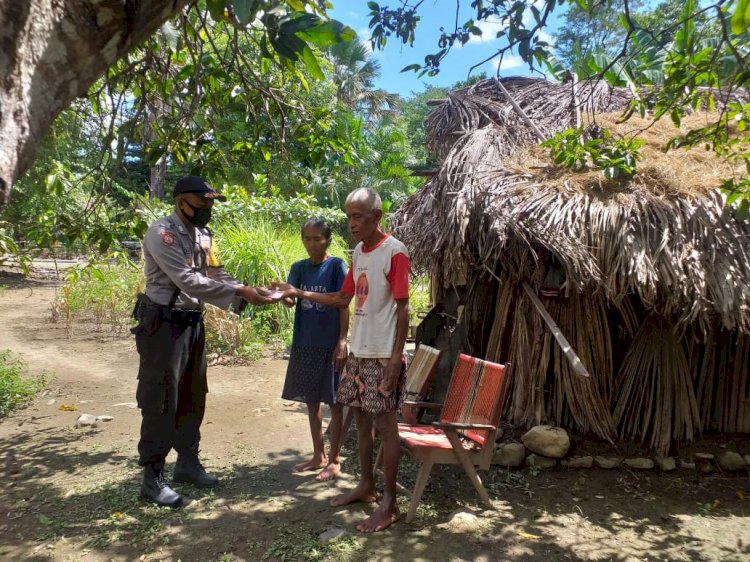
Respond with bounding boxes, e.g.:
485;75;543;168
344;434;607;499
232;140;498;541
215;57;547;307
301;284;328;312
355;272;369;315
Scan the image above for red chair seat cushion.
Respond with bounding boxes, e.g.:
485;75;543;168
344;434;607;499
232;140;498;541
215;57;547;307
398;424;479;451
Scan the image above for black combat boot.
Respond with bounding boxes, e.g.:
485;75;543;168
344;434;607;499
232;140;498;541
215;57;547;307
140;463;183;508
173;448;219;488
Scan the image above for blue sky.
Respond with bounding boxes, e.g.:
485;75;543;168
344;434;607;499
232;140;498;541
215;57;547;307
329;1;564;98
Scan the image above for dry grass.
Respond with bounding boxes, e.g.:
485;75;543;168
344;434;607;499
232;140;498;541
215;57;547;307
504;113;746;199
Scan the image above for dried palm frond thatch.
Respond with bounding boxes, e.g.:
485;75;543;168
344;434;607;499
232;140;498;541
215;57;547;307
394;111;750;334
395;76;750;449
425;77;633;164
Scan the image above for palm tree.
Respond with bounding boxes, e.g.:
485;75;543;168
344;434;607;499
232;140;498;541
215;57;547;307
328;40;399;120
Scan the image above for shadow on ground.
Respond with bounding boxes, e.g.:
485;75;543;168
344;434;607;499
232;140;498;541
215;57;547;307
1;424;749;562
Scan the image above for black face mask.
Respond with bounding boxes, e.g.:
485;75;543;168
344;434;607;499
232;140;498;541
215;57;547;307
183;201;212;227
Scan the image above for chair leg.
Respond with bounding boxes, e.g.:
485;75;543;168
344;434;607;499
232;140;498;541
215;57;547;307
406;461;433;523
444;431;493;509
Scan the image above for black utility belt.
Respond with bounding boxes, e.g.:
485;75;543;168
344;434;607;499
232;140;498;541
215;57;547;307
161;307;203;325
134;294;203;325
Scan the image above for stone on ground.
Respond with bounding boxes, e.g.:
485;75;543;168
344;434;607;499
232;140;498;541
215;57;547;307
318;528;347;544
654;456;677;472
526;453;557;469
492;443;525;467
74;414;98;428
561;456;593;469
594;456;622;469
716;451;746;472
521;425;570;458
623;458;654;470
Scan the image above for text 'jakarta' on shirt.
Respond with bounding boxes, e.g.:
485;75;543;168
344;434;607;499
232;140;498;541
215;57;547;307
288;256;347;349
341;234;410;358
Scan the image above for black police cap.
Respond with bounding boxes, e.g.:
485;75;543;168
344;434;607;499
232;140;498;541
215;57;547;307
172;176;227;201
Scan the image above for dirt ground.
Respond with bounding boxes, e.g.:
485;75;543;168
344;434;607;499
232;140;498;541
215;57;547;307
0;275;749;562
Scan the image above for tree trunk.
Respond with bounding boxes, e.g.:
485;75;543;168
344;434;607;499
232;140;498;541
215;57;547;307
150;157;167;199
0;0;192;208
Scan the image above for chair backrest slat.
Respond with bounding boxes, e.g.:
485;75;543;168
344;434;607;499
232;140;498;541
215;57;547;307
404;344;441;398
441;354;508;447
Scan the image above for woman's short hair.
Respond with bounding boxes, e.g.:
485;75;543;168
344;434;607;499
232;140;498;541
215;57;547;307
345;188;381;211
301;218;332;241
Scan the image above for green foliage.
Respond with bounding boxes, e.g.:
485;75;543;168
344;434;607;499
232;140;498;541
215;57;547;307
215;185;346;229
265;524;361;561
409;273;431;327
0;350;46;417
215;214;348;350
542;128;645;179
59;260;144;333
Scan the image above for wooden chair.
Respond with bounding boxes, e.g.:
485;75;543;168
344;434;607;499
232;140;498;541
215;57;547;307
396;353;508;522
374;344;442;472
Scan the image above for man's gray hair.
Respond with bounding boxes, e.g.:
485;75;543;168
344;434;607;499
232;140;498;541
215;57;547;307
345;188;382;211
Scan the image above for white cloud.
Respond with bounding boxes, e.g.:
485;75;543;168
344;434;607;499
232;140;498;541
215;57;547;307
466;17;505;44
538;29;555;47
493;54;525;71
357;27;373;46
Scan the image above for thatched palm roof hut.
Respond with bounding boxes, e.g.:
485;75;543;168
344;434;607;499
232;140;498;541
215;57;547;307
393;77;750;453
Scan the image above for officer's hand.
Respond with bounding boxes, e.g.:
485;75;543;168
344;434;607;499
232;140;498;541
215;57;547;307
237;286;275;305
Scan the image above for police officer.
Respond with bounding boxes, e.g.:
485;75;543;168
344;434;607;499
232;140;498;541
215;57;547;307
132;176;275;508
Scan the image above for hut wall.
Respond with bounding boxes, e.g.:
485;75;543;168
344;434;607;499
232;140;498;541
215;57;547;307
427;270;750;453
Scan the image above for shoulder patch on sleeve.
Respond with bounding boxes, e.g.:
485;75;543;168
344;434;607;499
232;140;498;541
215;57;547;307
208;239;223;267
160;231;176;246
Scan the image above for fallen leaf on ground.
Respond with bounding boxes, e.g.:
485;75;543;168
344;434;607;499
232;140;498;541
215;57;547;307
58;404;77;411
518;532;541;540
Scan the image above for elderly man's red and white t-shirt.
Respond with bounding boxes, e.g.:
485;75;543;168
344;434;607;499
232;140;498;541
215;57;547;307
341;235;410;359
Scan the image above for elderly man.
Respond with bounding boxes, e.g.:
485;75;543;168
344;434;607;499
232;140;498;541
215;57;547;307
275;187;410;532
132;176;275;507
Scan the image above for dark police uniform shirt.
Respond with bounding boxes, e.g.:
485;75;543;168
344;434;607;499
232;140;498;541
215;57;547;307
142;212;243;311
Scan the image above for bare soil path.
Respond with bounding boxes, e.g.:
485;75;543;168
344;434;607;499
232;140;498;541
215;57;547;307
1;276;749;562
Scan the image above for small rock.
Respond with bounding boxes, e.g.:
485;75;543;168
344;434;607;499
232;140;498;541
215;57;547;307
46;399;55;405
521;425;570;458
699;462;715;474
492;443;525;467
526;453;557;469
695;452;715;461
716;451;746;472
561;456;593;469
744;454;750;467
319;528;347;544
96;415;114;422
678;459;696;470
623;458;654;470
654;456;677;472
443;511;479;532
75;414;98;428
252;407;271;414
594;456;622;469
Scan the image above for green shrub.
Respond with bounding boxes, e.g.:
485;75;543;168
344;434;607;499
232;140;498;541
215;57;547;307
215;215;348;351
56;215;350;359
0;350;46;417
542;127;645;179
409;274;432;326
58;261;143;333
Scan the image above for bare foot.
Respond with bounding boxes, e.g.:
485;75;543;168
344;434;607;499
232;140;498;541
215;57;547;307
293;456;327;473
329;484;377;506
315;461;341;482
357;503;401;533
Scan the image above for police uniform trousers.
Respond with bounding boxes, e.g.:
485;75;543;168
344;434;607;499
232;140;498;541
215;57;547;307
133;304;207;466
